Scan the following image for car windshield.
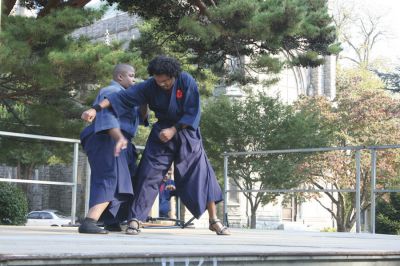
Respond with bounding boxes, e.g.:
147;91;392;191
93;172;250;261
53;211;68;218
27;212;40;219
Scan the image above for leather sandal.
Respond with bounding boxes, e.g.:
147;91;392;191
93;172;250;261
126;219;141;235
209;218;231;235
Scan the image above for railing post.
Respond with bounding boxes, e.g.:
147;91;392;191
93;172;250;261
223;153;229;226
84;158;91;216
355;150;361;233
71;142;79;225
177;197;181;221
370;149;377;233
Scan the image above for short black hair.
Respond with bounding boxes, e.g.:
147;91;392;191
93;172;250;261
147;55;181;78
113;64;134;80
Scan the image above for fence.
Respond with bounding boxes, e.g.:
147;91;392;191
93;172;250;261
0;131;147;225
0;131;80;225
3;130;399;232
223;144;400;233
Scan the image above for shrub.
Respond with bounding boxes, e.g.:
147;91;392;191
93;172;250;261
321;227;337;232
0;182;28;225
375;193;400;235
376;214;400;235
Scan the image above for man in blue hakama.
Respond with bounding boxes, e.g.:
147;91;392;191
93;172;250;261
81;56;230;235
78;64;147;234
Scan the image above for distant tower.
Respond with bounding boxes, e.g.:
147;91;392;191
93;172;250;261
104;29;111;46
323;55;336;100
307;55;336;100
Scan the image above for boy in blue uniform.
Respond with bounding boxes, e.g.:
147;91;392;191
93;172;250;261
159;173;176;218
82;56;230;235
79;64;147;234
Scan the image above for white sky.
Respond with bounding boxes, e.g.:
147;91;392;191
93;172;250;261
85;0;120;19
370;0;400;67
330;0;400;68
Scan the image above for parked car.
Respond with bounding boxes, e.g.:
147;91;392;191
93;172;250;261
25;210;73;227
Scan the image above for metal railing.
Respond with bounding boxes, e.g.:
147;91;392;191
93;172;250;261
0;130;146;225
2;130;399;232
0;131;80;225
222;145;400;233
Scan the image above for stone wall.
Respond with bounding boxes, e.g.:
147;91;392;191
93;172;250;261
71;12;141;47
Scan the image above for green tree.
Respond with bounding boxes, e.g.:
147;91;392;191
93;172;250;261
112;0;340;84
0;7;146;179
375;67;400;93
376;193;400;235
201;92;334;228
297;67;400;232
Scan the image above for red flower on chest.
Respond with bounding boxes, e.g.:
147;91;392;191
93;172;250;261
176;89;183;99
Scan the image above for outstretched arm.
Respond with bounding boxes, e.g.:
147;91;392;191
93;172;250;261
82;82;148;122
81;99;111;122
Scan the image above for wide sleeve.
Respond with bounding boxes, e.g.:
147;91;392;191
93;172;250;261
178;74;201;130
137;105;150;127
106;82;148;118
94;88;120;133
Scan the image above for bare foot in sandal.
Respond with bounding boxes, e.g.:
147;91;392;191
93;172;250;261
126;219;141;235
209;218;231;235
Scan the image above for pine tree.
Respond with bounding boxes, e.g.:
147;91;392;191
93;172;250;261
112;0;340;84
0;7;144;178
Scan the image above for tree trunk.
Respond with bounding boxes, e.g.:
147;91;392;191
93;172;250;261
335;194;354;232
250;209;257;229
4;0;17;15
336;221;346;232
336;197;346;232
336;209;349;232
17;161;21;179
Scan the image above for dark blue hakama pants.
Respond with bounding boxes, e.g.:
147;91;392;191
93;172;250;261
80;125;137;224
129;123;222;222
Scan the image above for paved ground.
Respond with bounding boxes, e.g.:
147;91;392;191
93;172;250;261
1;225;400;265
